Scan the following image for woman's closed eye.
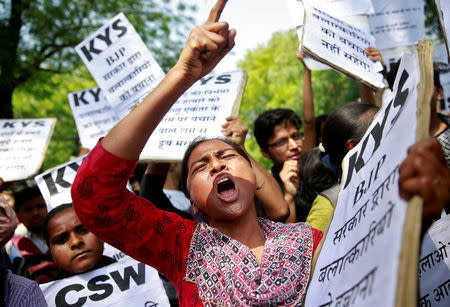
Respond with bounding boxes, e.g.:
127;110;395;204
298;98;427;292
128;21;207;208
75;224;89;235
222;154;236;160
192;163;207;174
52;233;68;245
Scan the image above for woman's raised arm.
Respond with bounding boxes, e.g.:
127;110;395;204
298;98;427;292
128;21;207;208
101;0;236;160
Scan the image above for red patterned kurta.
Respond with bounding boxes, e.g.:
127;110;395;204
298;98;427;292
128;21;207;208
72;142;323;306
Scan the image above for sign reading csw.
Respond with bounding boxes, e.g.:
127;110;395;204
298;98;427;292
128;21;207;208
40;257;170;307
68;87;119;149
304;50;420;306
301;3;385;89
0;118;55;182
368;0;425;50
418;214;450;307
75;13;165;119
140;71;247;161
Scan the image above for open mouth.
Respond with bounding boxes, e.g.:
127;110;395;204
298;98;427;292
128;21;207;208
214;173;239;203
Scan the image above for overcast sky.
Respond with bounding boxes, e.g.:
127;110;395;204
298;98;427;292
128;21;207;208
189;0;296;72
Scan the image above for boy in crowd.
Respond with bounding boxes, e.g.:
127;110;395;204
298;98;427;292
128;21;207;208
6;184;57;283
254;108;304;222
0;192;47;306
43;203;114;278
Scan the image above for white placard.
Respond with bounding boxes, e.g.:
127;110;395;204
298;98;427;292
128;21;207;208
302;4;385;88
40;258;170;307
75;13;165;119
439;70;450;115
35;155;86;212
305;50;420;306
140;71;246;161
368;0;425;50
68;87;119;149
418;214;450;307
0;118;55;182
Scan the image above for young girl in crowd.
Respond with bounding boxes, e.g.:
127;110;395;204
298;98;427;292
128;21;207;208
43;204;114;279
303;102;379;231
71;0;449;305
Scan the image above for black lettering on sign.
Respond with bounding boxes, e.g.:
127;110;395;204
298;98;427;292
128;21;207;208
199;74;232;85
53;263;147;306
72;88;102;107
79;18;128;62
343;69;410;189
87;275;114;301
55;284;86;307
2;120;47;129
42;161;82;196
110;262;146;291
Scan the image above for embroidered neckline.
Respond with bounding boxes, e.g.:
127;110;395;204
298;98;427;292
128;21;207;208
184;218;313;306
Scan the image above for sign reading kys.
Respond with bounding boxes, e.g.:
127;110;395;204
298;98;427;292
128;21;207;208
75;13;165;119
40;258;170;307
68;87;119;149
305;50;420;306
0;118;55;181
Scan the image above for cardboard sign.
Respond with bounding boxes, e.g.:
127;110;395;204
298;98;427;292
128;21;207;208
0;118;55;182
40;258;170;307
68;87;119;149
368;0;425;50
418;214;450;307
75;13;165;119
301;4;385;89
305;50;420;306
140;71;247;161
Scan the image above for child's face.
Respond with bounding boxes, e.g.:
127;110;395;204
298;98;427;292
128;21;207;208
48;207;104;275
17;196;47;231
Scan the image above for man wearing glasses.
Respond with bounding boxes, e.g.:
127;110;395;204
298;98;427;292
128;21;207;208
254;108;304;223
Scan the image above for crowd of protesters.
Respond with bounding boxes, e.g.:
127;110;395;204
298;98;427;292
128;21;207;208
1;0;449;306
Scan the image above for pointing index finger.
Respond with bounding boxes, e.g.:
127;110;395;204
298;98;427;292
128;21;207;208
206;0;228;24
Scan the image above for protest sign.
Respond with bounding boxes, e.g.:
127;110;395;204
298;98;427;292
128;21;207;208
368;0;425;50
301;4;385;89
439;70;450;115
140;70;247;161
68;87;119;149
418;214;450;307
35;155;86;211
40;257;170;307
436;0;450;63
75;13;165;119
0;118;55;182
305;50;421;306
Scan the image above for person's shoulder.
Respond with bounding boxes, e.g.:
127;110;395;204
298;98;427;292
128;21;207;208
438;113;450;126
4;269;47;306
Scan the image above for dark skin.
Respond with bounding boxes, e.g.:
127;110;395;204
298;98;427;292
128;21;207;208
398;138;450;231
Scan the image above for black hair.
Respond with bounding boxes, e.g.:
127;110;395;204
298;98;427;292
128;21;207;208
314;114;329;145
254;108;302;151
180;137;251;199
43;203;73;246
321;102;379;171
13;184;44;213
387;60;441;90
298;148;338;210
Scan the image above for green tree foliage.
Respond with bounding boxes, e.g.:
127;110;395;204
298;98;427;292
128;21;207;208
237;30;360;169
0;0;195;118
13;68;96;171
